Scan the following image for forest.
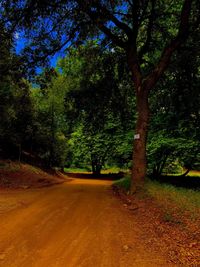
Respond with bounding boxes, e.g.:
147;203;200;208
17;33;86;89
0;0;199;188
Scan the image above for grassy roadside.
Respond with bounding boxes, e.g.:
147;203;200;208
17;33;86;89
114;175;200;266
114;175;200;220
64;167;128;174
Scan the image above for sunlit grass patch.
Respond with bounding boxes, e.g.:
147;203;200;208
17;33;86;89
101;167;129;174
166;170;200;177
187;170;200;177
64;167;90;173
64;167;129;174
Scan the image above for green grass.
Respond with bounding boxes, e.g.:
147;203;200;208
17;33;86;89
186;170;200;177
64;167;129;174
145;179;200;212
64;167;90;173
114;175;200;215
166;170;200;177
101;167;129;174
113;175;131;191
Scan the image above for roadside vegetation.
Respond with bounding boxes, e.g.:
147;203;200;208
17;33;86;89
114;173;200;221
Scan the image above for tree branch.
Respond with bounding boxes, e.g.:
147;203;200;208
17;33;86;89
27;23;79;64
89;3;133;39
101;8;133;37
138;0;155;61
131;0;140;41
98;24;127;48
143;0;193;91
74;1;127;48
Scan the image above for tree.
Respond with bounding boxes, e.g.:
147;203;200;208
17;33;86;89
31;70;69;168
148;26;200;177
147;135;199;177
60;43;135;173
1;0;197;192
0;23;34;159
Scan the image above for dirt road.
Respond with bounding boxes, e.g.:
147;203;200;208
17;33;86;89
0;178;173;267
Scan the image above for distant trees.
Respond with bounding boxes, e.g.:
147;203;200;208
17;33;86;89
31;69;69;168
0;24;34;159
58;43;135;174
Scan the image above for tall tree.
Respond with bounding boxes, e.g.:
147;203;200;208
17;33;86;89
1;0;198;192
59;43;134;173
0;23;34;159
148;28;200;177
32;69;68;168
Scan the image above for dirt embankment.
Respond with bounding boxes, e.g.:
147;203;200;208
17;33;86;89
0;160;66;189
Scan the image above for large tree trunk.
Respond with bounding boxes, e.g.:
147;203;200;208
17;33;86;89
130;88;150;193
126;0;192;192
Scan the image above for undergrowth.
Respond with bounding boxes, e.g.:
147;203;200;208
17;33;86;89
114;175;200;217
64;167;129;174
146;180;200;220
0;160;21;172
114;175;131;191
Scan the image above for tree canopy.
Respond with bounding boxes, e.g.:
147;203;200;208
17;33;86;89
0;0;199;191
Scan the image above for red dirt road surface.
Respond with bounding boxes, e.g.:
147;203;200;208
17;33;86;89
0;178;175;267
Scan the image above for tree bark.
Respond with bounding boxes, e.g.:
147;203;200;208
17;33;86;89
130;89;150;193
180;168;190;177
91;158;102;175
18;143;22;163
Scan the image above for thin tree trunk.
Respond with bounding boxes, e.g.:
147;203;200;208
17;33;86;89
130;89;150;193
49;100;55;167
158;154;169;177
180;168;190;177
18;143;22;163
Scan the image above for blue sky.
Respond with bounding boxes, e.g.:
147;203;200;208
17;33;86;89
15;32;61;69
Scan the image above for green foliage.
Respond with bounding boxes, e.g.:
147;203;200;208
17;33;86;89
145;179;200;216
147;135;199;176
58;43;135;173
114;175;200;219
68;123;126;173
0;24;34;158
64;167;90;173
114;176;131;192
30;72;69;167
147;27;200;176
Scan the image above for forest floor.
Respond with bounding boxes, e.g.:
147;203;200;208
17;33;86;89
0;162;199;266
